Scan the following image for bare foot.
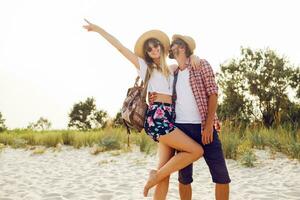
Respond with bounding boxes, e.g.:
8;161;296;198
143;169;158;197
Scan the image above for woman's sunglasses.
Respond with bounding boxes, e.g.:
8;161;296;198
146;42;160;53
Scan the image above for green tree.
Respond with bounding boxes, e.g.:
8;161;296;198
27;117;51;130
68;97;108;130
218;47;298;127
280;101;300;128
290;67;300;98
112;110;124;128
0;112;7;132
217;60;255;124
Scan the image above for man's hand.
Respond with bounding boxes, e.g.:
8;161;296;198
202;126;214;145
190;55;201;70
148;92;157;104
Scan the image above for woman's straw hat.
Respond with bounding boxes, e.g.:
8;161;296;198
134;30;170;59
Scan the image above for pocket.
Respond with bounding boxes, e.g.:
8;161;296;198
211;129;221;146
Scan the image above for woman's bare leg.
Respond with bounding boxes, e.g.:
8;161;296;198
144;128;203;197
153;143;175;200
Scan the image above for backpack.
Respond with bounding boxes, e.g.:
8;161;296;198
121;70;150;144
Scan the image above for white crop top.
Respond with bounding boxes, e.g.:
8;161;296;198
137;57;174;95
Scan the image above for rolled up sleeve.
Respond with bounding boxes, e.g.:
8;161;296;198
200;59;218;96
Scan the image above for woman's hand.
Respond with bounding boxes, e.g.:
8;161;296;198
190;55;201;70
82;19;100;33
82;19;139;68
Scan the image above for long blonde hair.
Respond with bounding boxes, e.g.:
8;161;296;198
143;38;171;80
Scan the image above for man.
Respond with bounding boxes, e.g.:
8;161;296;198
150;34;230;200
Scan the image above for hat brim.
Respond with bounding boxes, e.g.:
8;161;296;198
172;34;196;53
134;30;170;59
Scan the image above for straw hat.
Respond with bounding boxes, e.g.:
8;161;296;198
172;34;196;53
134;30;170;59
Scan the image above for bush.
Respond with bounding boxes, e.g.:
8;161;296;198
11;138;27;148
246;129;266;149
99;136;121;151
138;133;156;154
219;130;241;159
287;141;300;160
237;140;257;167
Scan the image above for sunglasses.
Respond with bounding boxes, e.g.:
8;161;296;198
171;39;185;48
146;42;160;53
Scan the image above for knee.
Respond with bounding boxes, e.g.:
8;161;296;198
192;145;203;161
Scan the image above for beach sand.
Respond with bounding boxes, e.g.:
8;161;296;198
0;146;299;200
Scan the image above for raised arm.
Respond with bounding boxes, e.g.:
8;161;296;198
83;19;139;69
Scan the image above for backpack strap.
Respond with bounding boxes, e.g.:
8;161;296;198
141;67;151;100
123;119;131;147
134;76;140;87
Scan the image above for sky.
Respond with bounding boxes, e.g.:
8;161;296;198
0;0;299;129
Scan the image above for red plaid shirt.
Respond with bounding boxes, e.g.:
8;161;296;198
173;58;220;131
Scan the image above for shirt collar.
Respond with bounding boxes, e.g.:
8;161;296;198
186;57;192;70
178;57;191;71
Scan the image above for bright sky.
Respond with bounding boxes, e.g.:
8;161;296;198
0;0;299;129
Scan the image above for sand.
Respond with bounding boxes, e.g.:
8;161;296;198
0;146;300;200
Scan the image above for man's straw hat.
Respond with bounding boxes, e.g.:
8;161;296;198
172;34;196;53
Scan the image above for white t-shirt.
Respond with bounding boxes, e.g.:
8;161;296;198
137;57;174;95
175;68;202;124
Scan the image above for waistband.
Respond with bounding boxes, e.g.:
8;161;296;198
151;102;173;106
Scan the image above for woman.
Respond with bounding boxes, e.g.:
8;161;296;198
83;19;204;198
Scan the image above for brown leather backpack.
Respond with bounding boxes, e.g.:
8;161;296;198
121;70;150;142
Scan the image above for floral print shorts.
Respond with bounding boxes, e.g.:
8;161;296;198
144;102;176;142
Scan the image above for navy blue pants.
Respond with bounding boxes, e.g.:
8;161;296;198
176;123;231;184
